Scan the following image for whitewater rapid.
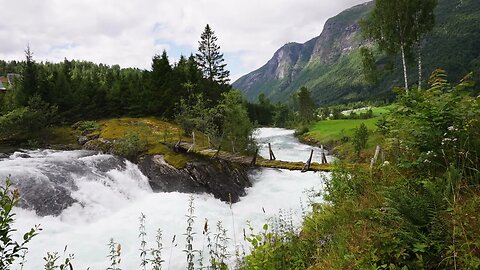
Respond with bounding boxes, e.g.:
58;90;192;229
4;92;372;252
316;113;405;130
1;128;329;269
254;128;334;163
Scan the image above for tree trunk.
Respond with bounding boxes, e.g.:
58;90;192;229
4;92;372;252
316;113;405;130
400;44;409;94
417;42;422;91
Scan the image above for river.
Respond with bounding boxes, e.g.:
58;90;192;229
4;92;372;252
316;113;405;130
0;128;330;269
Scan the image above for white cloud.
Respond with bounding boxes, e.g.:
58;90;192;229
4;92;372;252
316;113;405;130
0;0;368;81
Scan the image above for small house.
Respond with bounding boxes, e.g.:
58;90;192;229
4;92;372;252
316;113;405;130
7;73;20;86
0;74;20;94
0;76;7;94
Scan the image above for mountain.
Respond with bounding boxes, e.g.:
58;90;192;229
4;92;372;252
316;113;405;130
233;0;480;105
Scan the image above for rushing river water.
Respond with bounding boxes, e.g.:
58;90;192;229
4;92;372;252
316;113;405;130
0;128;330;269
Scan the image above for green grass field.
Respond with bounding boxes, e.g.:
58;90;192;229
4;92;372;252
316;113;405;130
303;105;394;145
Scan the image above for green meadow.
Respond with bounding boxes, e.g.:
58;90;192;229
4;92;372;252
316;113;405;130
303;105;395;145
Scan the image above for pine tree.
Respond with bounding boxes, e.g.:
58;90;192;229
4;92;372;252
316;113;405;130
16;45;38;106
195;24;230;85
151;50;172;83
149;50;173;116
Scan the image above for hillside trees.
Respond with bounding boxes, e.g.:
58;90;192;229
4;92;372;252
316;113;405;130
296;87;316;123
176;90;254;153
246;94;274;126
360;47;378;84
0;36;235;144
0;47;223;123
246;94;295;127
362;0;437;92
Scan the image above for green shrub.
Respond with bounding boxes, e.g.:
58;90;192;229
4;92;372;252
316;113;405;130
244;221;315;269
0;97;58;141
72;120;100;134
1;178;39;268
352;122;368;156
112;132;147;160
295;125;309;136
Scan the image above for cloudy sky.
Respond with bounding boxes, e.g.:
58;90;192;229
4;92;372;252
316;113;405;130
1;0;367;81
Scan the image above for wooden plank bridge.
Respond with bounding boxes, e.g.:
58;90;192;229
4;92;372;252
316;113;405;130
175;142;333;172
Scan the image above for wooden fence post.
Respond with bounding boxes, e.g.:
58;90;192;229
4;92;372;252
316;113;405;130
370;145;381;169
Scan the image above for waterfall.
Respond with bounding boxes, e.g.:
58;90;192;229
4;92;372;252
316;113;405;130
1;128;328;269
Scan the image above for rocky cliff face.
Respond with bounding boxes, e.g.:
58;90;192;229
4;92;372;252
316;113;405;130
233;2;372;102
309;13;363;65
138;155;251;203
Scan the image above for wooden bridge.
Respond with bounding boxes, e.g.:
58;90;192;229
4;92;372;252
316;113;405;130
175;142;333;172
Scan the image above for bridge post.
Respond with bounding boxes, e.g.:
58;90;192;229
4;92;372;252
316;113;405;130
250;148;259;167
188;131;195;152
321;145;328;164
211;144;221;159
173;139;182;153
268;143;276;160
302;149;314;172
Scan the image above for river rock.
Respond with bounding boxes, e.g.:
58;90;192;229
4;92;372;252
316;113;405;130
138;155;251;203
17;185;77;216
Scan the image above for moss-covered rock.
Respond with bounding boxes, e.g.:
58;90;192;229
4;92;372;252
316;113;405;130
138;154;251;203
83;138;112;153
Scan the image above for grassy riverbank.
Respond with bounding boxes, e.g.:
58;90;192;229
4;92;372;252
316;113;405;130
301;105;393;145
298;105;394;161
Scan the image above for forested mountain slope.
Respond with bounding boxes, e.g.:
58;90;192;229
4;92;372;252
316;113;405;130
233;0;480;105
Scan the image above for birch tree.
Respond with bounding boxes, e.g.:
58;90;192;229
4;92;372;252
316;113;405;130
412;0;437;90
361;0;436;93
